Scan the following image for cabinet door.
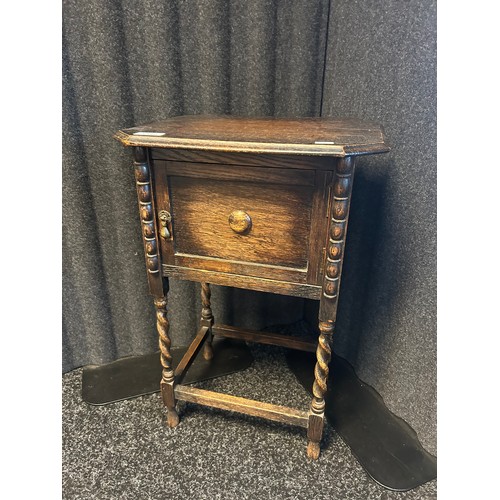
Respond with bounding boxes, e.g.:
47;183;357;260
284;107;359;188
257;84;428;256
153;158;331;288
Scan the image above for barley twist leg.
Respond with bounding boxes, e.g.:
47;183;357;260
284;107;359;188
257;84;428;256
201;282;215;360
307;320;334;459
154;296;179;428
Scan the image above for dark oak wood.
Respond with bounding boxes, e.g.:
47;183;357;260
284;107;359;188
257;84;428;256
162;160;315;186
173;326;209;384
306;169;332;284
153;159;330;285
116;115;390;460
319;156;355;322
174;385;310;428
306;413;324;460
150;147;336;170
200;282;215;361
213;324;317;353
154;295;179;428
307;320;334;458
161;265;322;299
115;115;390;157
133;147;163;297
168;175;313;268
163;254;309;285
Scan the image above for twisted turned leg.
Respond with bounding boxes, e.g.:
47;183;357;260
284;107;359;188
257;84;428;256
155;296;179;428
201;282;215;361
307;320;334;459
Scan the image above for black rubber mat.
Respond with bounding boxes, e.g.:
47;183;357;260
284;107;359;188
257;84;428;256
82;338;253;405
81;335;436;491
286;349;437;491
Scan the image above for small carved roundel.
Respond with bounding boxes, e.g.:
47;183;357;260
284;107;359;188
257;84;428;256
324;280;338;297
330;223;344;240
328;243;342;259
228;210;252;234
326;262;339;279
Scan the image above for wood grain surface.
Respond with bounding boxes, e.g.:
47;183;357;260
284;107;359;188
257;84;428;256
169;175;313;268
163;161;315;186
161;264;322;299
150;148;335;170
115;115;390;156
174;385;309;428
173;326;209;383
212;324;317;353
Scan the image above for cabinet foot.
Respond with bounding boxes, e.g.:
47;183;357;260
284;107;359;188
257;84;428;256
306;440;320;460
202;343;214;361
166;409;180;428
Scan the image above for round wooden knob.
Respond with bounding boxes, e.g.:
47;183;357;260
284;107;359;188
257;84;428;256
228;210;252;234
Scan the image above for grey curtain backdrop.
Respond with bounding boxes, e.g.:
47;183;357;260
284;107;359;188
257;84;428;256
62;0;436;455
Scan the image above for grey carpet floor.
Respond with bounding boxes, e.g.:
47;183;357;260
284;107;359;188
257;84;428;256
62;344;437;499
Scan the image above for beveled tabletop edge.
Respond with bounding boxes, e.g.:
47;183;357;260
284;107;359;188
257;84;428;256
114;115;391;157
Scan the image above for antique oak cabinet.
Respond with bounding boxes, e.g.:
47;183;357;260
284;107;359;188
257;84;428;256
115;115;389;459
